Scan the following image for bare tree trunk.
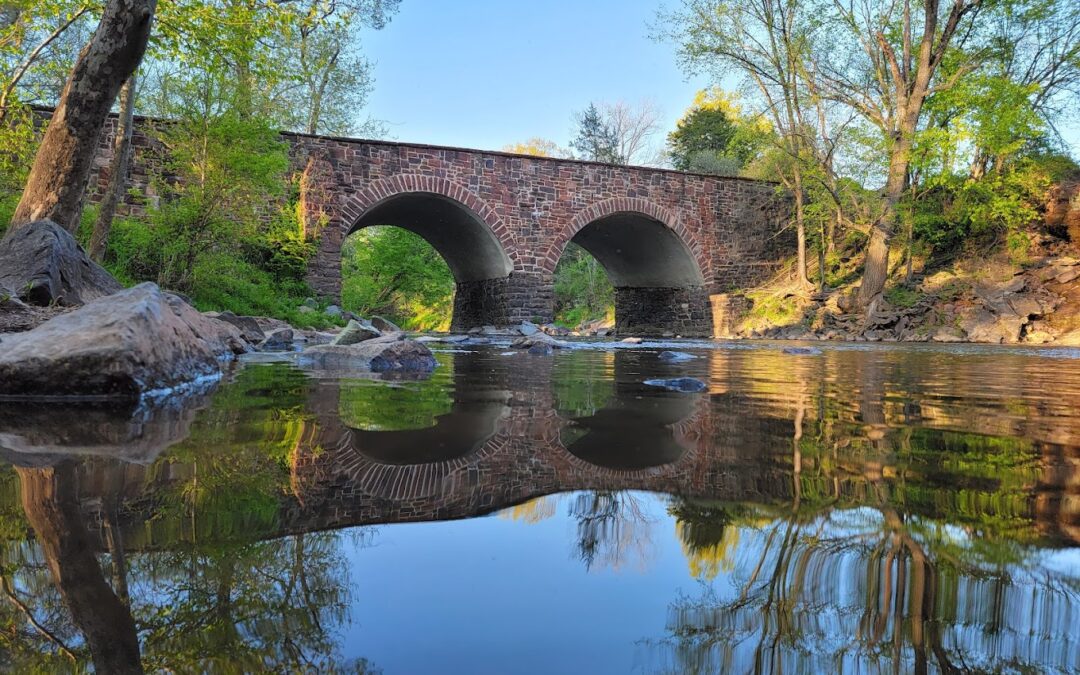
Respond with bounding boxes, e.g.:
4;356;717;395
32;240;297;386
89;74;137;261
793;169;811;288
7;0;156;235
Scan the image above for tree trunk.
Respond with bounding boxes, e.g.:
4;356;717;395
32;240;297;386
89;74;137;261
7;0;156;235
793;169;811;288
855;131;912;309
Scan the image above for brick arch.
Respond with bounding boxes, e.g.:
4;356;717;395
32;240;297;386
338;174;521;269
539;197;711;281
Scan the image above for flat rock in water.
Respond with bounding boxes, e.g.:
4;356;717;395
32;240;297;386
519;321;540;336
783;346;823;355
0;283;240;401
302;334;436;373
643;377;707;393
658;350;696;362
0;219;122;306
621;337;643;344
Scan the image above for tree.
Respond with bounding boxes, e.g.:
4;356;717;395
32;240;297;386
817;0;987;310
601;99;664;166
659;0;820;288
503;137;567;157
667;88;771;174
570;103;622;164
89;73;136;262
7;0;156;234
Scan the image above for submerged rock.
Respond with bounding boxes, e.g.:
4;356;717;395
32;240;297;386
643;377;707;393
658;350;696;362
0;219;122;306
302;334;436;373
331;319;381;345
0;283;240;401
527;343;554;355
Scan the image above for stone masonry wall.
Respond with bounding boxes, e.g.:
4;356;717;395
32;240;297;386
82;112;794;334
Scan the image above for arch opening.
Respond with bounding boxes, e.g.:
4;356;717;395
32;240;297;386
562;212;710;337
344;192;513;331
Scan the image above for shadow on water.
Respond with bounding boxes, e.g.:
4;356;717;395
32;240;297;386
0;343;1077;671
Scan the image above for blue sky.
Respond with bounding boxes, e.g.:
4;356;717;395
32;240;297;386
359;0;707;151
358;0;1078;156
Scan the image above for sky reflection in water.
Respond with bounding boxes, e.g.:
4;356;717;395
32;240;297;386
0;342;1078;673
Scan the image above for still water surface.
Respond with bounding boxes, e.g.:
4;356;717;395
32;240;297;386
0;342;1078;673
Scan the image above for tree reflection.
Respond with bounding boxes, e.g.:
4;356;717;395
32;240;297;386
571;491;657;572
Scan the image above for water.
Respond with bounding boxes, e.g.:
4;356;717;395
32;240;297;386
0;342;1078;673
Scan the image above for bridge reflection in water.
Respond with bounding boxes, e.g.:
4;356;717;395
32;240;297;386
0;345;1078;672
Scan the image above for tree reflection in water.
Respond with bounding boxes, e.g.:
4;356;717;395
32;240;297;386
651;500;1080;673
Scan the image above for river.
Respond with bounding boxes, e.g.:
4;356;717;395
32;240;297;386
1;341;1078;673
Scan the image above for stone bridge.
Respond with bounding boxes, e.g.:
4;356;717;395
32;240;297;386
86;114;793;336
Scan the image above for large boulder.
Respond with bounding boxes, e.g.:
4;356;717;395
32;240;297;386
0;283;239;401
0;220;122;306
370;315;401;333
302;334;436;373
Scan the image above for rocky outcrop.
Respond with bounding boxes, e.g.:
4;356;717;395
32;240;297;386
0;283;242;401
0;220;122;306
301;333;436;373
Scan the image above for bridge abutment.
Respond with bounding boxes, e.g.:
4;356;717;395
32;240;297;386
614;286;712;337
451;278;510;331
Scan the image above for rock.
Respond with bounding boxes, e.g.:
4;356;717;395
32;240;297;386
527;343;554;355
658;350;696;362
518;321;540;336
324;304;342;317
208;310;265;344
1008;294;1043;318
931;326;965;343
303;297;318;308
331;319;382;345
0;220;122;306
442;334;469;343
541;323;570;337
258;328;294;351
1056;268;1080;284
960;309;1025;343
511;332;565;350
0;283;237;401
253;316;293;334
621;337;643;344
643;377;708;393
168;296;249;357
302;334;436;373
297;305;316;315
783;346;823;355
370;315;401;333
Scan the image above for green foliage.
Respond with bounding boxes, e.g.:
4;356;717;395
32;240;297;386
570;103;623;164
553;243;614;328
341;226;455;331
884;284;921;308
667;94;770;174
